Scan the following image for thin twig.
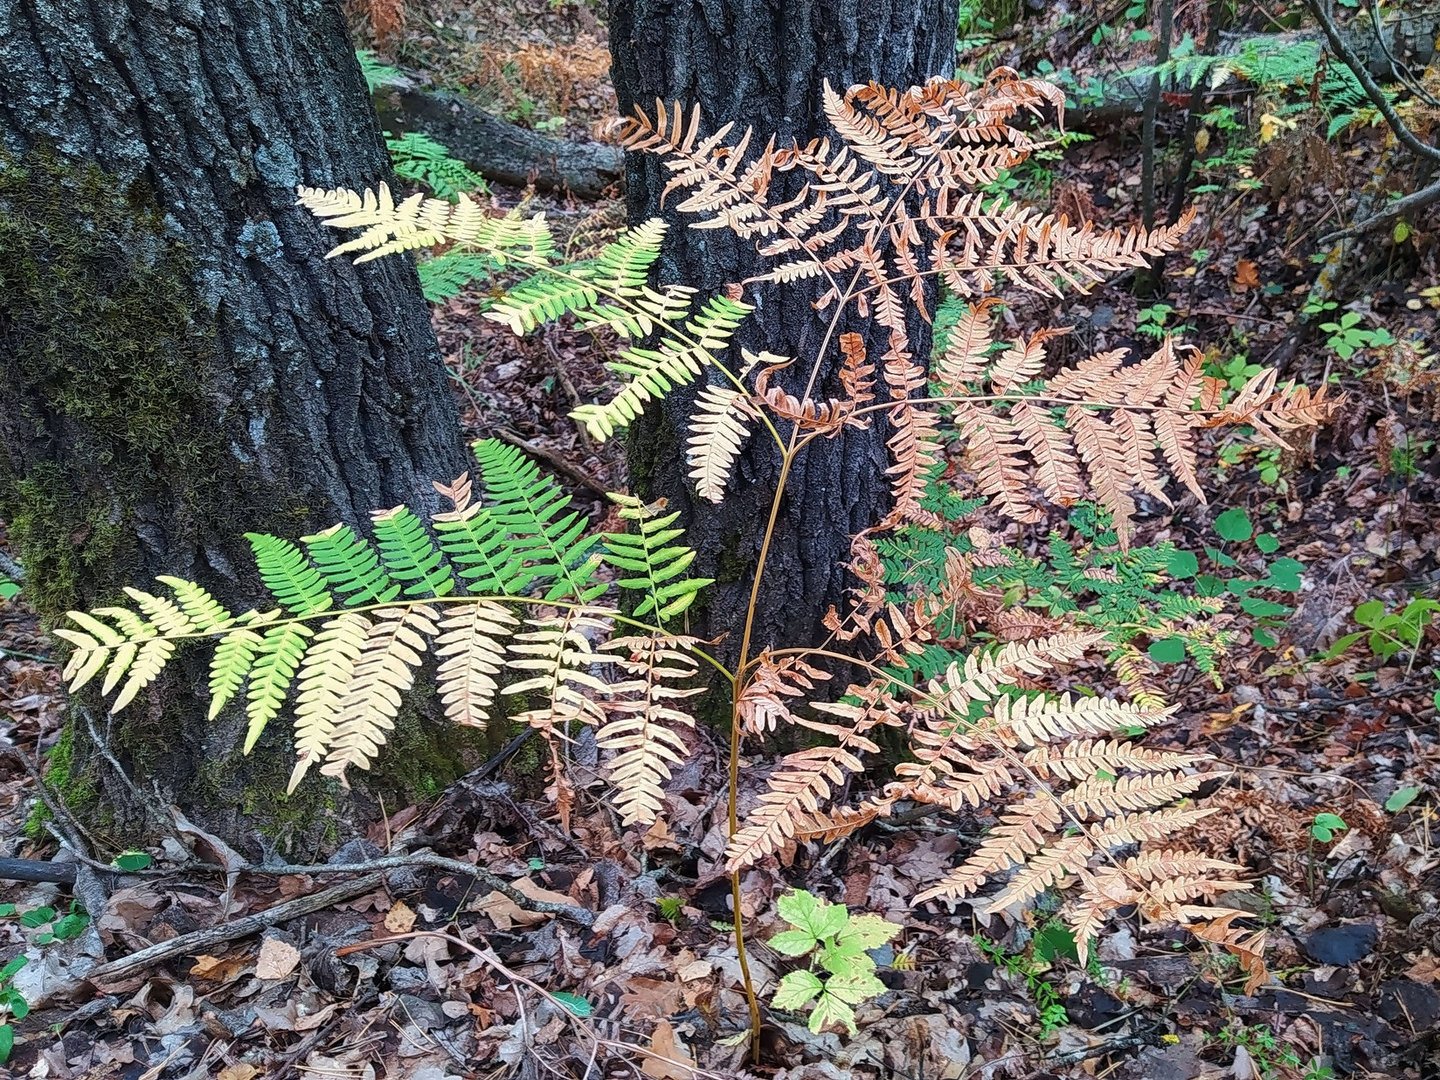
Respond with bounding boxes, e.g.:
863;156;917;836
1320;174;1440;241
252;851;595;926
1304;0;1440;165
85;872;387;984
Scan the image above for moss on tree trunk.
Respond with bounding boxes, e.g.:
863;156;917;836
0;0;479;856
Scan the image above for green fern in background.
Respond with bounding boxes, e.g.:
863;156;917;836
385;132;489;200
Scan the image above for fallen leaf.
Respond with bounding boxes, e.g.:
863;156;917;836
218;1066;258;1080
189;953;251;983
384;899;418;934
641;1019;696;1080
1234;260;1260;289
255;937;301;981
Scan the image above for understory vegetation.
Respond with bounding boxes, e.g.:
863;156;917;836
1;0;1437;1078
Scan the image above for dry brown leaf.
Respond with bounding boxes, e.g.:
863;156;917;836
641;1019;697;1080
254;936;301;981
1233;259;1260;289
189;952;251;982
384;898;417;934
218;1066;259;1080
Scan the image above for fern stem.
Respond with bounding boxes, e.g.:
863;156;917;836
113;594;737;683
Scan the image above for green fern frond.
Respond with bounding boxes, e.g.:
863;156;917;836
371;506;456;598
356;49;405;92
208;616;271;721
432;501;534;595
484;219;672;336
417;251;501;303
244;623;313;752
603;495;713;623
474;439;603;602
247;534;333;615
302;524;400;605
385;131;488;199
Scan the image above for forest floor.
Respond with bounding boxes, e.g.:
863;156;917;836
2;1;1439;1078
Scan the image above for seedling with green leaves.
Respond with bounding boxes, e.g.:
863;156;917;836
1323;596;1439;675
767;890;900;1035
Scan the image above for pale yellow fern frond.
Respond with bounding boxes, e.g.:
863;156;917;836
597;634;704;826
320;605;438;785
435;601;518;729
687;385;757;502
289;612;370;793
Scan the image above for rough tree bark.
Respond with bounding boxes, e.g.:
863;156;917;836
608;0;960;663
0;0;470;852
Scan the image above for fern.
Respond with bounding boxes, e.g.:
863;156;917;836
385;131;488;200
59;438;709;793
63;71;1341;985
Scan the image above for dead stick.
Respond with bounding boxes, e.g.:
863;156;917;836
493;428;608;497
86;872;385;984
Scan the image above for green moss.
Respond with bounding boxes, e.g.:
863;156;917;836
24;722;104;841
0;148;229;625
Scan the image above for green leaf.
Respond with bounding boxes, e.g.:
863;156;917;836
1240;597;1291;618
1165;550;1199;579
0;905;15;918
769;929;820;957
551;991;592;1017
1255;533;1280;553
1385;787;1420;813
1147;637;1187;664
1354;600;1387;628
0;957;26;981
19;906;55;929
114;851;152;872
838;913;901;951
772;969;824;1011
1034;922;1080;963
0;1021;12;1063
1214;508;1253;543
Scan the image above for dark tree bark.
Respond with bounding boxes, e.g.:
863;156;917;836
608;0;959;661
0;0;470;852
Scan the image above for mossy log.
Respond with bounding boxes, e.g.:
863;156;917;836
0;0;481;855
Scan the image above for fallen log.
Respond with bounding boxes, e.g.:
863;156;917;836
374;86;624;199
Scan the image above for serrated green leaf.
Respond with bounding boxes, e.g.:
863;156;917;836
772;969;824;1011
768;929;820;957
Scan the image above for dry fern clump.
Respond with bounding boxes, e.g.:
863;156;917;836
61;69;1332;1011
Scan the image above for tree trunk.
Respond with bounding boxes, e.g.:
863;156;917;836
0;0;470;853
607;0;959;663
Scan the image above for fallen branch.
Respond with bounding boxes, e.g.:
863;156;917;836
1321;175;1440;241
85;872;386;984
1305;0;1440;165
375;87;623;199
255;850;595;927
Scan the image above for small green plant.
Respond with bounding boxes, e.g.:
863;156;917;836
1324;596;1439;674
0;578;17;604
655;896;685;922
0;955;27;1064
767;890;900;1035
975;931;1071;1037
1136;303;1194;341
1195;507;1301;648
1316;309;1396;362
1205;353;1265;397
1309;812;1347;843
1215;1020;1334;1080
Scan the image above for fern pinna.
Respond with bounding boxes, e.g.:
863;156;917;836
62;70;1333;996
